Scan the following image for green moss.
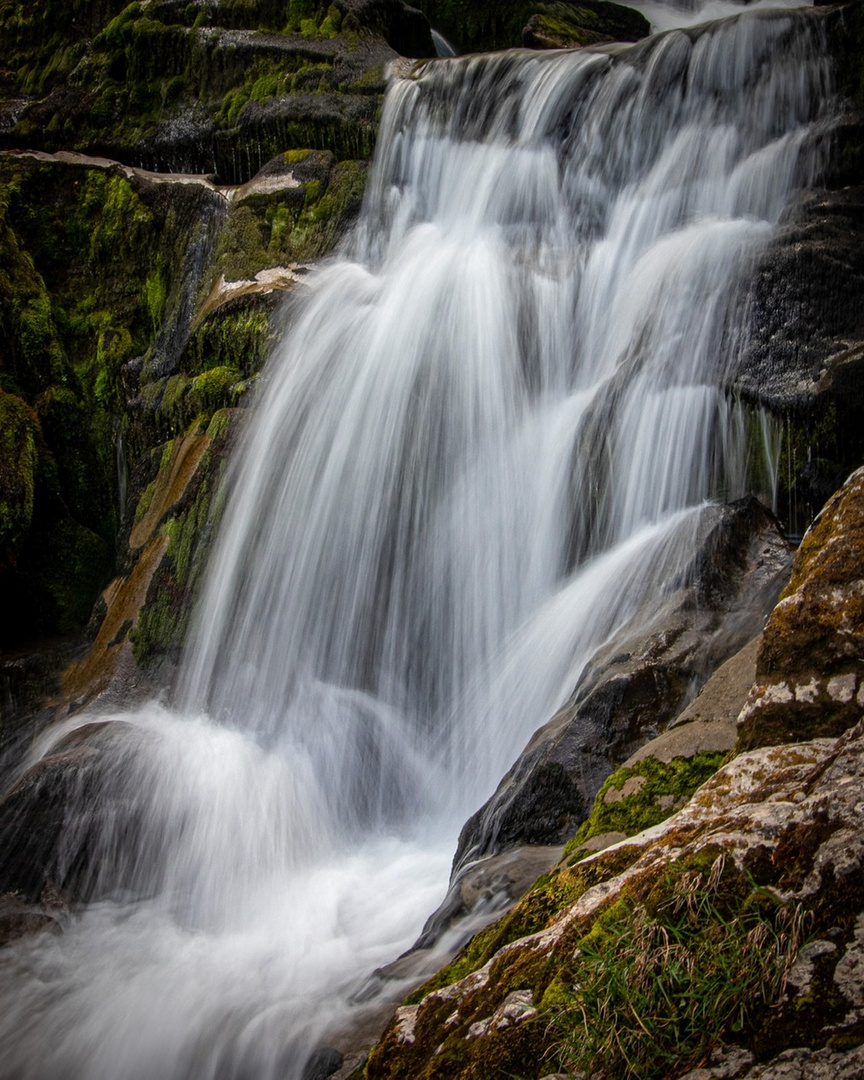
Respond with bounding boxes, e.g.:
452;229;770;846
133;478;156;526
144;271;167;334
562;752;727;862
184;300;275;380
205;408;233;441
190;366;239;413
0;389;38;555
526;13;596;47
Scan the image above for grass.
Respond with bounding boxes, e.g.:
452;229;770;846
551;857;807;1079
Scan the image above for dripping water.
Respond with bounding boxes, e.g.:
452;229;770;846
0;6;833;1079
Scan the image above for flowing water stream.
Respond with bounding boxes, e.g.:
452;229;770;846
0;4;833;1077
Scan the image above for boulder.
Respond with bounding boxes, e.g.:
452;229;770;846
0;720;151;903
453;497;792;869
413;0;648;53
362;718;864;1080
738;465;864;751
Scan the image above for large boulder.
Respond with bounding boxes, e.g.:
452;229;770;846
362;719;864;1079
453;497;792;869
737;465;864;752
412;0;648;53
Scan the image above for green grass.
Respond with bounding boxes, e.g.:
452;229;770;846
551;861;807;1079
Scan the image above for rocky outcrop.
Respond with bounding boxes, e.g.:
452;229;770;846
413;0;648;53
361;721;864;1080
0;0;425;665
737;465;864;752
732;2;864;534
0;0;435;183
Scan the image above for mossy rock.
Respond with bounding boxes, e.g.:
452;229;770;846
0;389;38;558
562;751;728;863
412;0;648;53
738;466;864;752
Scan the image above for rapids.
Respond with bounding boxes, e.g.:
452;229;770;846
0;4;833;1077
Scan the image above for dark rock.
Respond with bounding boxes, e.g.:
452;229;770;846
301;1046;344;1080
453;497;792;868
0;886;67;947
337;0;436;57
412;0;648;54
0;720;152;903
734;186;864;415
522;1;650;50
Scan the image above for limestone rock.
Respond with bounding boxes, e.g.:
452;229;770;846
364;720;864;1079
738;466;864;751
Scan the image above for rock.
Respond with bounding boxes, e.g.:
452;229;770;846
361;468;864;1079
364;719;864;1079
735;186;864;416
412;0;648;54
737;466;864;752
412;844;562;949
0;720;151;903
682;1045;864;1080
0;1;434;184
0;889;65;947
622;634;759;766
301;1046;344;1080
522;1;650;49
454;497;792;867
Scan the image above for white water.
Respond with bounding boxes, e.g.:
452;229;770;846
0;7;831;1079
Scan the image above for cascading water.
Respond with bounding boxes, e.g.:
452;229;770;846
0;5;833;1078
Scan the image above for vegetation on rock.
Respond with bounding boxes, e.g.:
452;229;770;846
413;0;648;53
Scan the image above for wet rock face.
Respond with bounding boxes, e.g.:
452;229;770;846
454;497;792;868
413;0;648;54
738;466;864;751
735;186;864;416
0;720;152;904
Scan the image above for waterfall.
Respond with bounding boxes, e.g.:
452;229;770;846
0;6;832;1079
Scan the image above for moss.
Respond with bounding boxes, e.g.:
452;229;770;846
131;419;234;670
190;366;240;414
265;157;368;263
562;752;727;862
524;13;599;48
205;408;232;441
133;479;156;526
183;298;276;380
0;389;38;556
212;204;269;283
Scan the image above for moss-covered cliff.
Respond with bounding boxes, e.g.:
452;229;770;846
0;0;427;669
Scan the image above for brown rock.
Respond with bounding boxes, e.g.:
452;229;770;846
738;466;864;751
